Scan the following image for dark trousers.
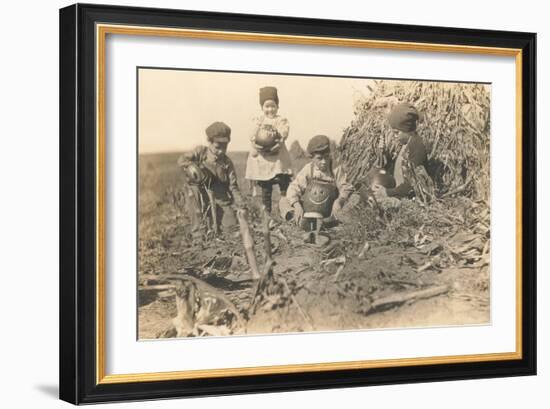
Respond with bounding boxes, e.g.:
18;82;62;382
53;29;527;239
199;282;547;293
256;174;291;213
187;185;238;237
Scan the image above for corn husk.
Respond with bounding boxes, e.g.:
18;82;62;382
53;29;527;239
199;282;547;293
338;80;491;200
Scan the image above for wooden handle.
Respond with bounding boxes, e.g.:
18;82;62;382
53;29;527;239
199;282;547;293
205;189;219;235
371;285;449;311
236;209;261;279
261;206;272;265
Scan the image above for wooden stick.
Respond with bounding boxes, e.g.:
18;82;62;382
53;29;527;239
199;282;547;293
261;206;272;266
187;185;204;234
279;274;314;331
274;229;288;243
205;188;219;235
358;241;370;259
236;208;261;279
333;264;345;282
440;175;473;199
139;284;175;291
370;284;450;311
366;189;390;228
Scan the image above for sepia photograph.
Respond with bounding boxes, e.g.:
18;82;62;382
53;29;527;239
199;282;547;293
137;67;491;340
58;4;536;403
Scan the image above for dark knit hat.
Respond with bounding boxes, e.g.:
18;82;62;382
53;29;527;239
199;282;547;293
205;121;231;143
259;86;279;106
307;135;331;155
388;103;419;132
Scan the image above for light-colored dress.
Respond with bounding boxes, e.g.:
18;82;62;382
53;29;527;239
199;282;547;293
245;115;293;181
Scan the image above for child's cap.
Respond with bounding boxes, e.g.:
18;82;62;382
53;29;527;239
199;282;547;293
307;135;331;155
388;103;419;132
259;86;279;106
205;121;231;143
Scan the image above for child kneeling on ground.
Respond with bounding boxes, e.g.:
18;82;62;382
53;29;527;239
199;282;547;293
280;134;354;231
177;121;243;237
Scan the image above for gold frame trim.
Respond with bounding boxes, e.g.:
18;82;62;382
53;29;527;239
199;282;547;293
96;23;523;385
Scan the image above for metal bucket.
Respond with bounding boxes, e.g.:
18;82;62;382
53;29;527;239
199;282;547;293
303;179;339;218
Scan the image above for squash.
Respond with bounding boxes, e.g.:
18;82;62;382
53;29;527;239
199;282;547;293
184;162;212;186
366;168;396;189
255;124;280;153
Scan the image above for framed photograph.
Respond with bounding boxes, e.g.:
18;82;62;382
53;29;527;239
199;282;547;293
59;3;536;404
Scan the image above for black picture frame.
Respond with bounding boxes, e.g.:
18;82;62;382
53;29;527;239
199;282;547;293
59;3;536;405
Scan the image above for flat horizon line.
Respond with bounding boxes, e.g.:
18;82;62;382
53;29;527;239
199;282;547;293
139;150;251;156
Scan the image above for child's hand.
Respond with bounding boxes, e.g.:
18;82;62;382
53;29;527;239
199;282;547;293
372;184;387;199
331;199;343;216
251;149;259;158
269;142;281;153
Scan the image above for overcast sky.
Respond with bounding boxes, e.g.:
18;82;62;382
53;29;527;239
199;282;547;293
138;68;373;153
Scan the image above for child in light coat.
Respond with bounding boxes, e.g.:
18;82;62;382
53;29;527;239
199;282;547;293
245;86;293;214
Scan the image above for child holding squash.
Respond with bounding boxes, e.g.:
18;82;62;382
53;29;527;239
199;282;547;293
245;86;293;215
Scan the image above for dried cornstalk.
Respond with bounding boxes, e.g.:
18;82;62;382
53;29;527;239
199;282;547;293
338;80;491;200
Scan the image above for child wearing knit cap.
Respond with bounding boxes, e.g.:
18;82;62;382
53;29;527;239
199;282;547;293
245;86;293;215
371;102;434;202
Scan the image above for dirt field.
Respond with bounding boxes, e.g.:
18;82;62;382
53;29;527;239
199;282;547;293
138;152;490;339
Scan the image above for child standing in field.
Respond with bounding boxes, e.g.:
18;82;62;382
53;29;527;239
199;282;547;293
245;86;293;215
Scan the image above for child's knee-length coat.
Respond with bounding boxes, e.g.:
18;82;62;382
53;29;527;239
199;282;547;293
245;115;293;181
